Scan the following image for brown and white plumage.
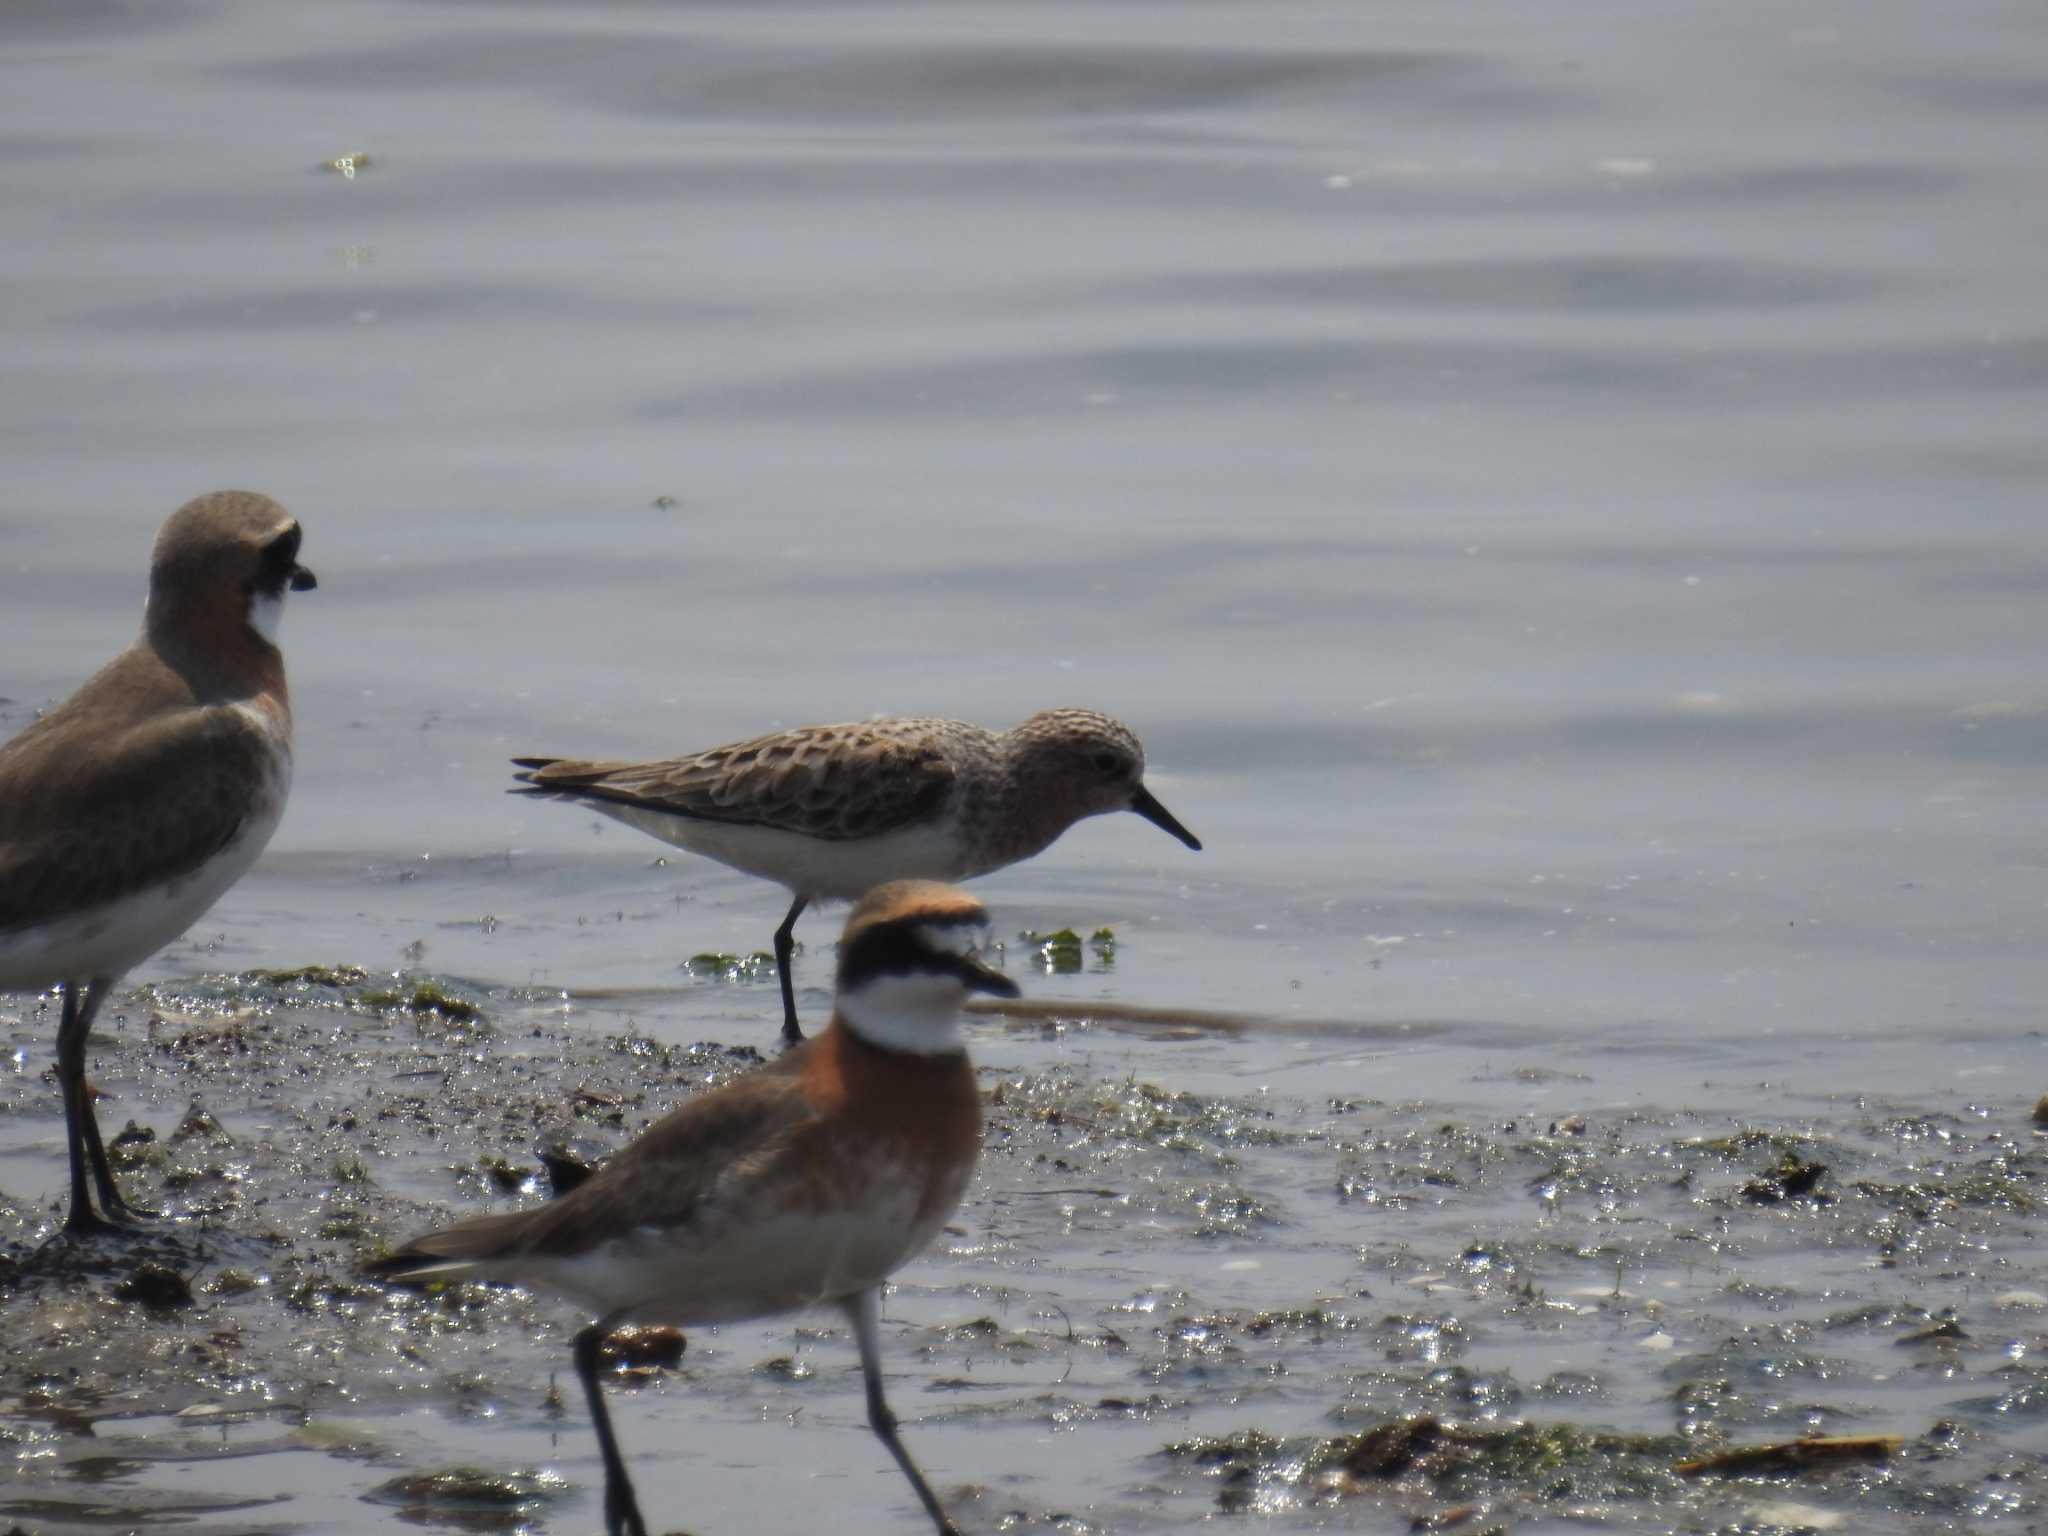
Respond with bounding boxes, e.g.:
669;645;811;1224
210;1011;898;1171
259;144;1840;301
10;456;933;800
0;692;284;945
0;490;315;1234
368;881;1018;1536
525;719;959;845
513;708;1200;1040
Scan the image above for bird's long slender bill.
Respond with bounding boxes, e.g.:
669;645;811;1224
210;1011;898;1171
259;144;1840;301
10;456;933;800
1128;783;1202;850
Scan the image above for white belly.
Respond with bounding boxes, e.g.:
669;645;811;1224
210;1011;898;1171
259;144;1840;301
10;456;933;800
478;1149;968;1328
0;780;288;990
528;1198;925;1327
591;802;967;899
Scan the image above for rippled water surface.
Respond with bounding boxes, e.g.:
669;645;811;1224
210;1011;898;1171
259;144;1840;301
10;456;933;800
3;1;2046;1532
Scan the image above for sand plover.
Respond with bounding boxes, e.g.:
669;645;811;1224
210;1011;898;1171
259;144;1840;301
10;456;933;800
367;880;1018;1536
513;708;1199;1039
0;491;315;1235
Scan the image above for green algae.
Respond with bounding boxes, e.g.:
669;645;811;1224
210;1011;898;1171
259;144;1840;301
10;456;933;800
1677;1128;1823;1162
684;950;777;982
285;1275;386;1315
150;963;491;1030
365;1464;566;1509
1163;1427;1284;1469
1023;927;1086;972
245;964;371;988
317;1206;372;1238
356;982;485;1023
1242;1306;1360;1340
1164;1416;1692;1508
1742;1152;1831;1204
1019;925;1117;973
1853;1168;2037;1213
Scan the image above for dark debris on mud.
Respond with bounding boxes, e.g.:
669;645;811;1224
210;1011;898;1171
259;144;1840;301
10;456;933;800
0;970;2044;1533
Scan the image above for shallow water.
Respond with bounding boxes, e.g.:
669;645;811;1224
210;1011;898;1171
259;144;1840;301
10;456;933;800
3;0;2047;1530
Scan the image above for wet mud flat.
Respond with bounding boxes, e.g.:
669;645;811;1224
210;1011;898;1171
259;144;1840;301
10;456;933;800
0;967;2043;1535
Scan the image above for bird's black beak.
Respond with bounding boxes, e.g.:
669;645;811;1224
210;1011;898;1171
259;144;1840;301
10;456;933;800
290;565;318;592
956;952;1021;999
1129;783;1202;851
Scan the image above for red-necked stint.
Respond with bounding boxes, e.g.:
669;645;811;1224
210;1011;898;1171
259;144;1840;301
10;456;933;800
513;708;1199;1039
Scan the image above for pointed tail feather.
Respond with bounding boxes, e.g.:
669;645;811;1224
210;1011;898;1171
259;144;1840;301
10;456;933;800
509;755;563;794
363;1208;535;1284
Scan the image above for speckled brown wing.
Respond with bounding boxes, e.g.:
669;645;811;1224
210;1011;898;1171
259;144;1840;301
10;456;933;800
0;689;277;935
515;720;958;843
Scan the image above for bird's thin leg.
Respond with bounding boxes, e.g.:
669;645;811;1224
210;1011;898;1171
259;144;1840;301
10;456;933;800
72;979;154;1224
573;1323;649;1536
774;894;811;1043
53;983;104;1234
53;981;139;1236
844;1289;960;1536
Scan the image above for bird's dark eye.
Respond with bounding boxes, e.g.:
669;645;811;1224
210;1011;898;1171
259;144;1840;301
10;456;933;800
1092;751;1121;775
260;528;300;579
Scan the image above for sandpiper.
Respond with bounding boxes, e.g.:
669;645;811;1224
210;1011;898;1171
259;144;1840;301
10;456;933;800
367;880;1018;1536
513;708;1199;1040
0;491;315;1235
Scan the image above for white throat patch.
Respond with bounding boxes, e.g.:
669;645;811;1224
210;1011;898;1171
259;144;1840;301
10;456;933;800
248;589;286;645
838;973;969;1056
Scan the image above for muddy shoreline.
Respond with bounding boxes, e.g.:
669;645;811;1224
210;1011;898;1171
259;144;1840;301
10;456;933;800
2;964;2043;1534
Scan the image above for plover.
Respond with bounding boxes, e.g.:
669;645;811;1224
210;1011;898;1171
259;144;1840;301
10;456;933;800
0;491;315;1234
367;880;1018;1536
513;708;1200;1039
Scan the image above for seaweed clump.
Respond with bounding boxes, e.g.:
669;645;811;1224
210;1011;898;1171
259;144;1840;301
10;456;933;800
1019;926;1117;973
1162;1416;1691;1512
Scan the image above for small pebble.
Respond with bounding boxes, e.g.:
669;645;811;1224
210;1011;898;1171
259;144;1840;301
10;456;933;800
601;1325;686;1369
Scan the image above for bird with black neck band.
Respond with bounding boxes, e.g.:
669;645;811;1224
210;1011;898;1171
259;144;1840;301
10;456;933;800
367;880;1019;1536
